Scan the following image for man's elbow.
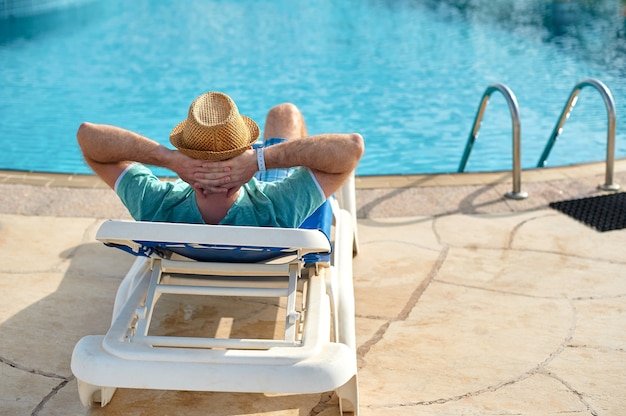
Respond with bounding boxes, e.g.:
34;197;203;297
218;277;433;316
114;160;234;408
76;122;102;165
76;122;93;150
347;133;365;167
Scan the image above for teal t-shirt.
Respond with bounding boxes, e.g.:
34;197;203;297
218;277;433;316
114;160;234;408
115;164;325;228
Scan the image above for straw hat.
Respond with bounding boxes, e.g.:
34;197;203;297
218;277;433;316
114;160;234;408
170;92;260;161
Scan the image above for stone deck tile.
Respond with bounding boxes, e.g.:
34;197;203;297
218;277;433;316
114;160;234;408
353;212;626;415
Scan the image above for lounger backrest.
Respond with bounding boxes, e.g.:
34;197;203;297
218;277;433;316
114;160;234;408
98;200;333;264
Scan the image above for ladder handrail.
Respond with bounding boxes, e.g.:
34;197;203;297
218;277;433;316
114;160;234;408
537;78;619;191
458;83;528;200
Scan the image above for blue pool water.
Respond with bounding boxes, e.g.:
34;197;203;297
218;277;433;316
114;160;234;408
1;0;625;176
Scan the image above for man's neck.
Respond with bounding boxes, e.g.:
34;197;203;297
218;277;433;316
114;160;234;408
195;190;239;225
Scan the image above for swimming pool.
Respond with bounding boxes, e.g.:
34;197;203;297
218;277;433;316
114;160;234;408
1;0;625;176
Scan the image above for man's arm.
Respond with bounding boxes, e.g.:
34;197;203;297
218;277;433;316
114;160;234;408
76;122;216;190
195;133;364;198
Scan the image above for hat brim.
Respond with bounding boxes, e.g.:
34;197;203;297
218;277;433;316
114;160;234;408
169;115;260;162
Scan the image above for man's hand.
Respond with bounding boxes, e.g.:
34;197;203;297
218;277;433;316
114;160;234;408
169;151;231;194
194;149;258;196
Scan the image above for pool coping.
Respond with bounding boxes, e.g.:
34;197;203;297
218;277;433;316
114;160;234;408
1;159;625;189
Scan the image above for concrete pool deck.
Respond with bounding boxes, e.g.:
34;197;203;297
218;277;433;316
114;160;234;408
1;161;625;415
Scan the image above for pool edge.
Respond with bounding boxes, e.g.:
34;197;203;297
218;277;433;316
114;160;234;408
2;159;625;190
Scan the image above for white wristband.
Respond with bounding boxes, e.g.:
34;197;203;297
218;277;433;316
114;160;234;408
256;147;266;172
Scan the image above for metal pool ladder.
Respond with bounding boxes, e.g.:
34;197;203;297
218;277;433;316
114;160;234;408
458;83;528;200
536;78;620;191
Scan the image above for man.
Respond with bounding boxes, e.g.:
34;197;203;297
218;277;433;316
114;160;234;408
77;91;364;227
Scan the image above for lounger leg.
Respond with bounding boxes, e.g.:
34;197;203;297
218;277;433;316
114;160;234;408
111;257;151;323
76;379;117;407
337;374;359;415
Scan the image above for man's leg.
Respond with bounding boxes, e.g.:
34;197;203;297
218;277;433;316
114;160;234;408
263;103;307;141
255;103;307;182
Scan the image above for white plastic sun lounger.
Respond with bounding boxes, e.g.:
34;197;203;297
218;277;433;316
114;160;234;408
71;178;359;415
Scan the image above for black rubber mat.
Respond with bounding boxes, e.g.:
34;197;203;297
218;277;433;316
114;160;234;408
549;192;626;232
